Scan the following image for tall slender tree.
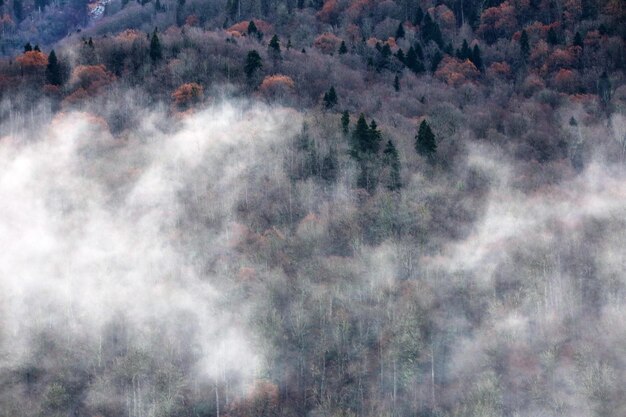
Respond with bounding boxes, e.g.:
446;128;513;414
149;28;162;62
46;49;63;86
415;120;436;159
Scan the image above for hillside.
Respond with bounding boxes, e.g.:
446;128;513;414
0;1;625;417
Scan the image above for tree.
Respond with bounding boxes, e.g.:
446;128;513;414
244;50;263;79
46;50;63;86
573;31;583;48
383;140;401;190
415;120;436;159
457;39;471;60
520;30;530;60
396;22;405;40
23;42;32;52
149;29;162;62
351;113;373;158
247;20;258;36
547;27;558;45
269;35;281;58
321;148;338;183
422;13;443;47
471;45;483;71
393;74;400;92
341;110;349;135
405;47;424;74
323;86;338;109
598;71;611;106
338;40;348;54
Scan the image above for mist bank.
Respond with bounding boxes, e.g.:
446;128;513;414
0;98;625;417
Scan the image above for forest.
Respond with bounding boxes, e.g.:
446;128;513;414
0;0;625;417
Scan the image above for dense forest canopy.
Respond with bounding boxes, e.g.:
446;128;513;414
0;1;625;417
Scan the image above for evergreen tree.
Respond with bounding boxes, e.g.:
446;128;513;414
269;35;281;58
547;27;558;45
405;46;424;74
338;40;348;54
323;86;338;109
431;51;443;72
393;74;400;92
149;29;162;62
396;22;405;40
155;0;162;11
395;48;405;64
414;6;423;25
368;120;382;153
415;120;436;158
287;39;292;50
383;139;401;190
457;39;471;60
341;110;350;135
351;113;371;158
520;30;530;60
247;20;258;36
573;31;583;48
415;43;424;60
471;44;482;70
321;148;338;183
422;13;443;47
46;49;63;86
244;50;263;78
23;42;32;52
33;45;40;52
598;71;611;106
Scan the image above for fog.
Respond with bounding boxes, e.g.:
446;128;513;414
0;98;624;417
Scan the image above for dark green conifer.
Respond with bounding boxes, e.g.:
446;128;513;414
415;120;436;158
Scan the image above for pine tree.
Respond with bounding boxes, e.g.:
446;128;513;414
430;51;443;72
405;46;424;74
368;120;382;153
547;27;558;45
383;140;401;190
149;29;162;62
396;22;405;40
351;113;371;158
395;48;405;64
23;42;32;52
422;13;443;47
520;30;530;60
338;40;348;54
471;44;482;71
598;71;611;106
415;120;436;158
287;39;292;50
414;6;423;25
244;50;263;78
46;49;63;86
269;35;281;57
393;74;400;92
247;20;258;36
323;86;338;109
321;148;338;183
341;110;350;135
458;39;471;60
573;31;583;48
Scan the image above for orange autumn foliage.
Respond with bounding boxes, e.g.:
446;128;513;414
313;32;342;54
434;57;480;86
317;0;340;24
488;61;512;79
16;51;48;70
228;19;273;36
171;83;204;109
259;74;295;99
70;65;115;91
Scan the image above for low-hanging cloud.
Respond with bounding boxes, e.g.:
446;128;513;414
0;101;302;408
